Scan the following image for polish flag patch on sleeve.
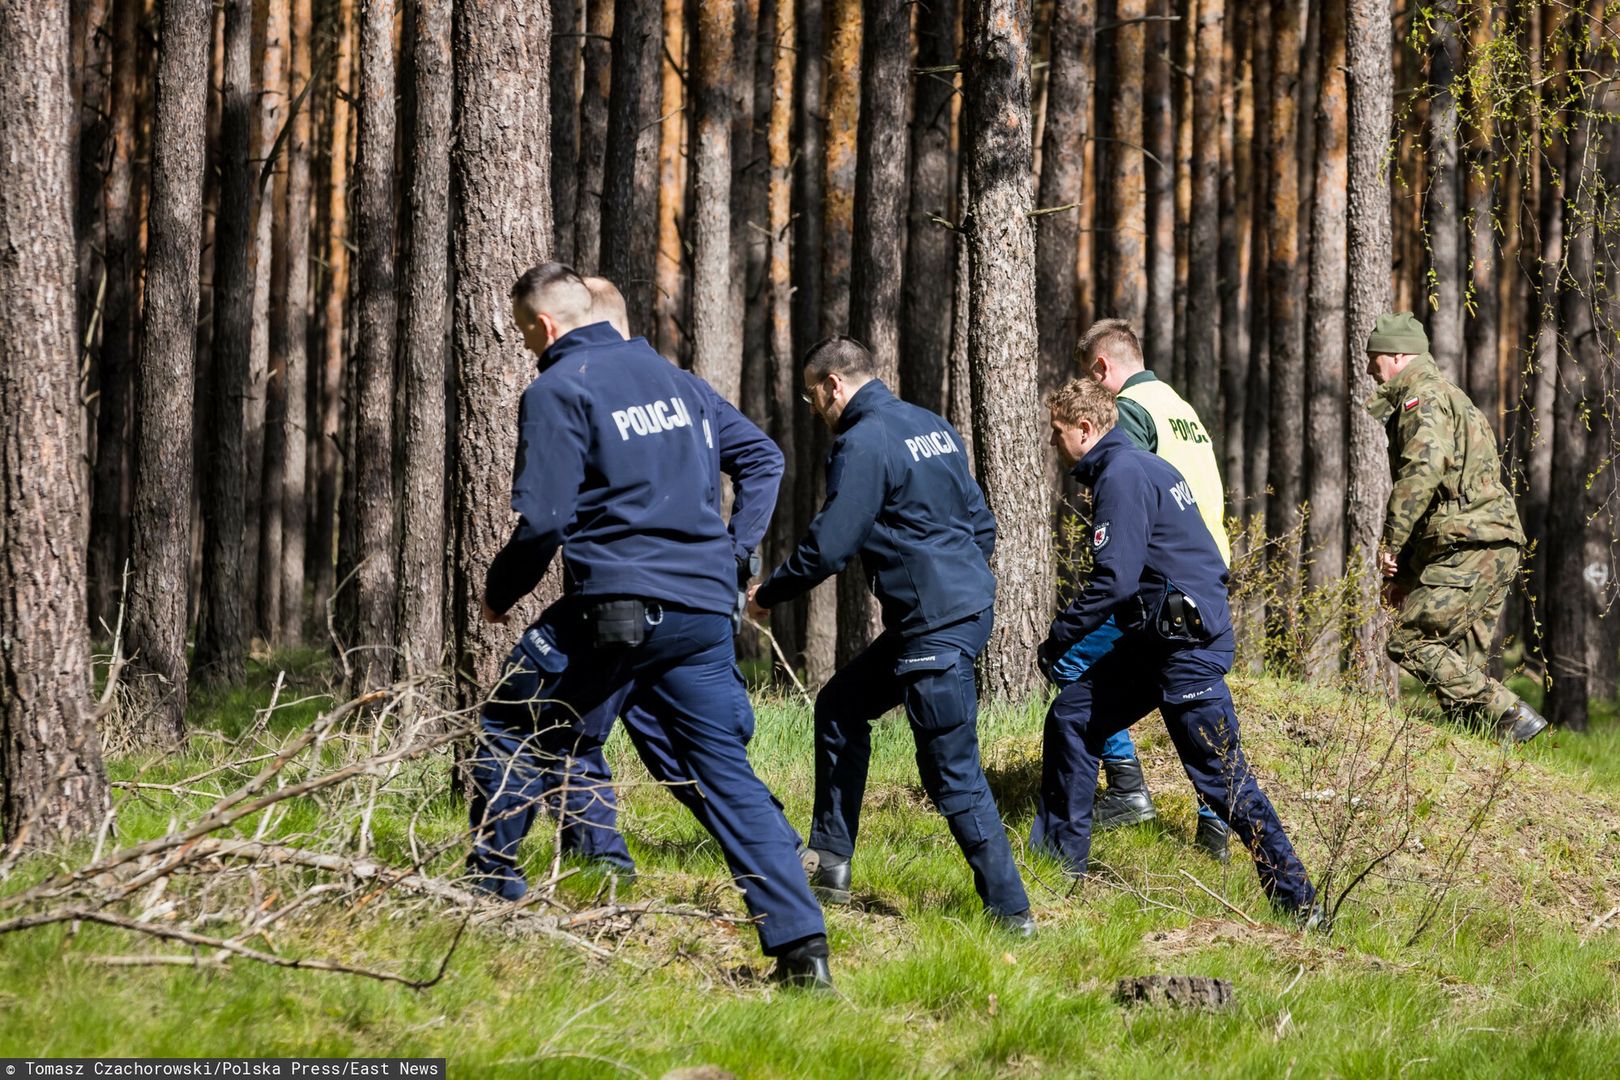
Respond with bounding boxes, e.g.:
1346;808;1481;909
1403;396;1421;412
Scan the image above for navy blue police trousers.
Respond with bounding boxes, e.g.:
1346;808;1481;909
810;607;1030;917
467;600;826;955
1029;629;1315;913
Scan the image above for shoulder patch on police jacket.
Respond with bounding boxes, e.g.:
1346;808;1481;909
1093;522;1110;550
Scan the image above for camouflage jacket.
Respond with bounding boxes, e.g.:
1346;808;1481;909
1367;354;1524;567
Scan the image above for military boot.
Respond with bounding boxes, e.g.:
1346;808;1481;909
771;935;834;991
1497;699;1549;744
1093;759;1159;831
1194;815;1231;863
802;847;852;905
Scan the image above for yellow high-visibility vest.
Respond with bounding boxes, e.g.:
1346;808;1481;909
1117;378;1232;566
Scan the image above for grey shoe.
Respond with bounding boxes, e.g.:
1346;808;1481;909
1194;815;1231;863
1093;759;1159;831
989;908;1037;938
1497;699;1549;744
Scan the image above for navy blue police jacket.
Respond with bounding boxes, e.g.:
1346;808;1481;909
1042;425;1232;662
483;322;784;617
755;379;996;636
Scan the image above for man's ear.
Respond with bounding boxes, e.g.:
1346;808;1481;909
536;310;561;345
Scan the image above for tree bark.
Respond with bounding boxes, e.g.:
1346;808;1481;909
452;0;556;699
691;0;738;404
1218;2;1251;513
1241;2;1269;532
837;0;909;664
193;0;256;685
820;0;860;339
1425;0;1463;381
1264;0;1304;572
1463;7;1499;433
126;0;211;744
1104;0;1146;326
655;0;688;359
729;0;761;421
901;0;959;415
1185;0;1220;431
765;0;799;664
551;0;582;267
603;0;662;329
576;0;613;269
311;0;352;625
1143;0;1173;369
1304;0;1347;675
0;0;112;846
963;0;1050;699
87;0;144;634
254;0;289;641
396;0;450;678
350;0;398;690
278;0;313;646
1345;0;1395;678
1035;0;1091;397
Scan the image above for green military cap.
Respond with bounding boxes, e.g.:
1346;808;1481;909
1366;311;1430;356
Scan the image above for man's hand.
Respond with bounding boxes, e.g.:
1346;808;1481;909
481;598;509;625
1377;549;1399;579
746;583;769;622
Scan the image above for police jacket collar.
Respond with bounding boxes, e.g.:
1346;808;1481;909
1367;353;1439;418
836;378;894;432
1120;370;1158;391
1072;425;1133;486
537;321;628;373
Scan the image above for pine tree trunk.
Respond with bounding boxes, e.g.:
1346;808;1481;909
126;0;211;745
396;0;450;678
0;0;112;845
311;0;352;625
1463;8;1499;433
1035;0;1091;397
88;0;143;634
655;0;688;358
576;0;613;269
278;0;313;646
452;0;556;699
820;0;860;338
1104;0;1146;326
1143;0;1173;369
551;0;582;267
838;0;909;664
252;0;288;641
950;156;976;469
1345;0;1394;678
603;0;662;328
1218;2;1250;512
1304;0;1347;675
1185;0;1221;431
728;0;761;420
765;0;799;664
1242;2;1270;531
1264;0;1304;623
350;0;398;691
900;0;959;415
1425;0;1463;380
742;0;775;429
194;0;256;685
691;0;739;405
963;0;1050;699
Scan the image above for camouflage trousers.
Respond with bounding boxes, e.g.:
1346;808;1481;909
1386;543;1521;724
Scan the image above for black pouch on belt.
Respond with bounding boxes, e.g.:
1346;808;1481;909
582;598;649;648
1153;587;1207;644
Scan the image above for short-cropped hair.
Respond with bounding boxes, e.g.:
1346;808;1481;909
511;261;592;325
804;335;877;382
1047;377;1117;431
1075;317;1145;374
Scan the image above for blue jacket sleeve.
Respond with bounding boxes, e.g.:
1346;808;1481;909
755;434;886;608
715;395;785;563
1043;462;1151;656
483;380;589;615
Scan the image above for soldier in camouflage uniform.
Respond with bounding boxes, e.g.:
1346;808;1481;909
1365;312;1547;743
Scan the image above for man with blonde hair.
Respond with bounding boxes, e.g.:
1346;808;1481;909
1057;318;1232;860
1033;378;1320;926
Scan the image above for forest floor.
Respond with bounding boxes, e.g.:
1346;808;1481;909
3;648;1620;1077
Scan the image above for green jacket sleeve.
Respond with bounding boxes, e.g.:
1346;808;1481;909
1384;397;1454;556
1115;396;1157;453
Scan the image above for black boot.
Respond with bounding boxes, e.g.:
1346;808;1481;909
1194;815;1231;863
1093;759;1159;831
771;935;834;991
803;848;852;905
1497;699;1549;744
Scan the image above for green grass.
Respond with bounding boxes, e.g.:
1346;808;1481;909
7;650;1620;1076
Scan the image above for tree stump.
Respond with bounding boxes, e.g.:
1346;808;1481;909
1114;974;1236;1010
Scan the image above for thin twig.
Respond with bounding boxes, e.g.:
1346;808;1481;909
1178;869;1261;928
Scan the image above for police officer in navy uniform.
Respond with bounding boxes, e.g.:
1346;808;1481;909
1031;378;1321;925
468;263;832;987
747;336;1034;934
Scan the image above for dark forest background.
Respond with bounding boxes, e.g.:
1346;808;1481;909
3;0;1619;844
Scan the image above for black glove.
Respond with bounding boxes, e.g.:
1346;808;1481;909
1036;639;1060;686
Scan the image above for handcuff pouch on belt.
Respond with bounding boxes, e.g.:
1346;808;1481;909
1142;583;1207;644
581;598;653;648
